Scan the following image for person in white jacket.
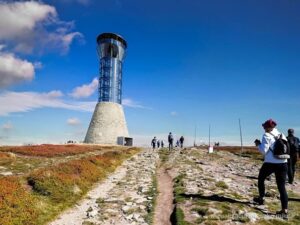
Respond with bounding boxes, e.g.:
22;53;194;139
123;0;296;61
254;119;288;219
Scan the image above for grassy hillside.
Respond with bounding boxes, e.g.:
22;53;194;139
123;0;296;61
0;145;140;225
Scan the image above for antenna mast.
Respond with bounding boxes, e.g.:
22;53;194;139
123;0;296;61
239;118;243;155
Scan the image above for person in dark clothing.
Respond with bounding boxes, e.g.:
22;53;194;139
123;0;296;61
287;129;299;184
254;119;289;220
168;132;173;151
151;137;157;150
157;140;160;148
179;136;184;148
161;140;164;148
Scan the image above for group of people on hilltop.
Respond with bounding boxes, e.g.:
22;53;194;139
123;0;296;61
151;133;184;150
168;132;184;150
254;119;299;220
151;137;164;150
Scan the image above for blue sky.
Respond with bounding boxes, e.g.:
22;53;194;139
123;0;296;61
0;0;299;146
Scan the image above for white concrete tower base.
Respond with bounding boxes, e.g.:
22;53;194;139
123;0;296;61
84;102;129;144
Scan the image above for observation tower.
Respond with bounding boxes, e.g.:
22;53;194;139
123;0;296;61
84;33;132;145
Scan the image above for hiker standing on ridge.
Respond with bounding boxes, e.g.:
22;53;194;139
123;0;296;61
151;137;157;150
161;140;164;148
168;132;173;151
179;136;184;148
176;140;179;148
287;128;299;184
157;140;161;148
254;119;289;220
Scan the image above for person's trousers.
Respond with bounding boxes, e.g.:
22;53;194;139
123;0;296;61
169;143;173;150
258;163;288;210
287;154;298;184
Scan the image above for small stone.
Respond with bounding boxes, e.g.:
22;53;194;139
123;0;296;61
133;213;140;220
125;214;134;220
122;205;131;213
244;212;258;223
86;207;97;218
208;207;222;215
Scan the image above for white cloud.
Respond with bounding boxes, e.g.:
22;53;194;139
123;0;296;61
69;79;150;108
70;78;98;99
0;91;96;116
0;1;83;54
170;111;178;116
46;90;64;98
61;32;83;53
123;98;148;109
2;121;13;130
33;61;43;69
0;89;147;115
0;49;35;88
46;30;84;55
67;117;81;126
0;1;56;40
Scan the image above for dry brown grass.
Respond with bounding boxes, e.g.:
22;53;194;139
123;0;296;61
0;144;122;157
0;146;140;225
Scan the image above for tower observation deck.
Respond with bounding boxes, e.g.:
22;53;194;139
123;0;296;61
97;33;127;104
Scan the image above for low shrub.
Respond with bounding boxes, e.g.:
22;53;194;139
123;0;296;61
0;177;39;225
27;152;125;203
0;152;10;158
0;145;117;157
1;147;140;225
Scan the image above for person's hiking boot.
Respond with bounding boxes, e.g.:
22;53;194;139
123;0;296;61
275;210;288;220
265;192;272;197
253;196;264;205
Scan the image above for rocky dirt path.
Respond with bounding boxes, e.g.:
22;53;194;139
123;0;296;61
49;148;159;225
153;166;174;225
165;147;300;225
49;147;300;225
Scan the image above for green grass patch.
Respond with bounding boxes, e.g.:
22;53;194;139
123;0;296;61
174;174;187;203
192;207;209;217
175;207;194;225
158;148;170;163
215;181;228;189
258;219;289;225
195;199;210;207
145;173;158;225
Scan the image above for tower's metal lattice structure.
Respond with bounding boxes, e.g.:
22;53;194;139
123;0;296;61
97;33;127;104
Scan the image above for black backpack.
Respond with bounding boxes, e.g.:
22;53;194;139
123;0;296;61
270;133;290;159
